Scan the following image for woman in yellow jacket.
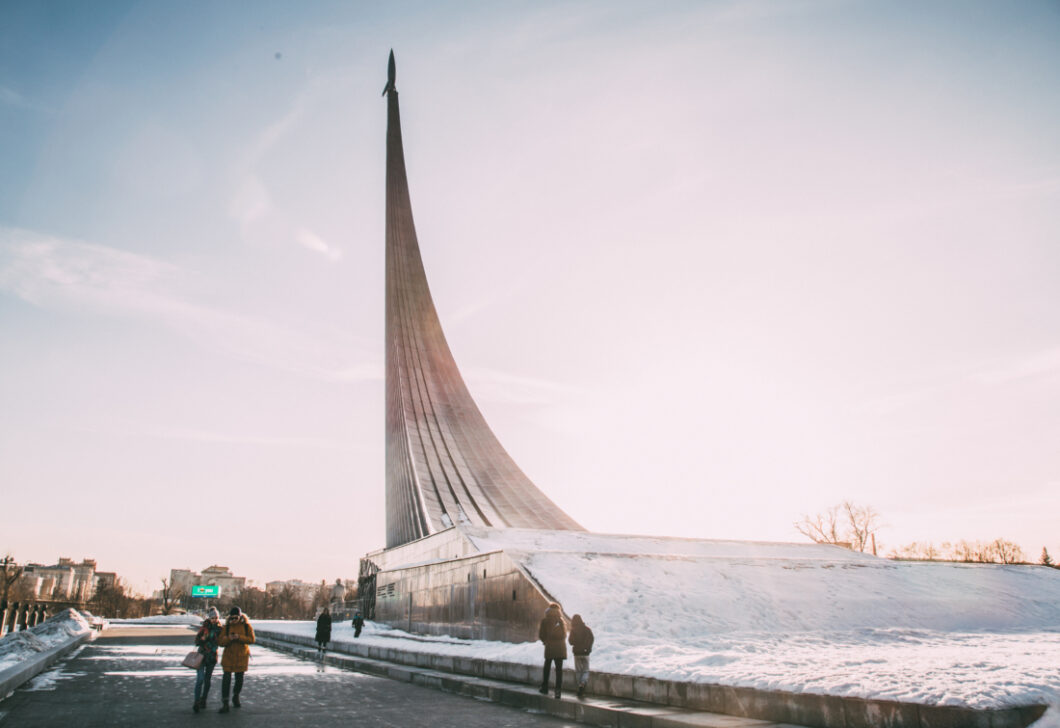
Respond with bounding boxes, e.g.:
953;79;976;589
217;606;256;713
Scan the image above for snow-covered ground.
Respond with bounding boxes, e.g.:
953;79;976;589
267;527;1060;726
0;609;93;675
259;618;1060;722
108;614;201;626
495;529;1060;725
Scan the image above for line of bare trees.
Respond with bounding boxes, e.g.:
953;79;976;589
162;580;355;620
888;538;1031;565
794;502;1052;566
89;580;152;618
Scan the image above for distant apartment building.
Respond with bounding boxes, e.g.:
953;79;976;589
170;565;247;599
19;558;110;602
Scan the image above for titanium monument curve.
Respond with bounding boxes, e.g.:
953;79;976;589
382;50;584;548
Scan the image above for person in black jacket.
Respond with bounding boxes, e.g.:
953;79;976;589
538;602;567;698
351;612;364;638
568;614;594;699
315;607;332;655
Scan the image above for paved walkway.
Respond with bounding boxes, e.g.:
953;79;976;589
0;626;581;727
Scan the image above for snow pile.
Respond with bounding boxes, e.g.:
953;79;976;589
0;609;92;674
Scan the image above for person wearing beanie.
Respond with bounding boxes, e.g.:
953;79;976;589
217;606;255;713
192;607;223;712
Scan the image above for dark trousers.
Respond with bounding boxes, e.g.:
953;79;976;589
221;671;244;701
541;657;564;695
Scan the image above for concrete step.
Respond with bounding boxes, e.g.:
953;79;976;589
256;634;807;728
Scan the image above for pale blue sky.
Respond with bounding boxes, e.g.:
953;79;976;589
2;1;1059;593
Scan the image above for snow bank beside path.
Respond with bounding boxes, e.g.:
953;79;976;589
257;618;1059;715
0;609;92;675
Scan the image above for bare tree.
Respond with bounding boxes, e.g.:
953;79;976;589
1042;547;1054;567
795;501;882;553
309;580;331;615
988;539;1024;564
91;580;128;617
1;555;23;604
238;586;268;617
841;501;881;553
159;577;182;614
276;584;300;619
794;504;843;545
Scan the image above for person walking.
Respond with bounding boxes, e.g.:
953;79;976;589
351;611;364;638
315;607;332;655
538;602;567;698
568;614;594;699
192;607;223;713
217;606;255;713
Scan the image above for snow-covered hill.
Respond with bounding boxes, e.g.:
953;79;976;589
465;527;1060;724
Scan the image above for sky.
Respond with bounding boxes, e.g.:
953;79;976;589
1;0;1058;596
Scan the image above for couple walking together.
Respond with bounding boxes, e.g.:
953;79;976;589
192;606;256;713
539;603;594;699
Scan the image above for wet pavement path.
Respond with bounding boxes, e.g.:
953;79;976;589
0;626;580;727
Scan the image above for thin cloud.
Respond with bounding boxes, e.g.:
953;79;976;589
0;226;374;382
295;228;342;261
245;93;310;167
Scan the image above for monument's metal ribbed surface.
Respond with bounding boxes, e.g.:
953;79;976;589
383;52;583;548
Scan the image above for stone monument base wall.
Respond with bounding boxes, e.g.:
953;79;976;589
370;549;553;643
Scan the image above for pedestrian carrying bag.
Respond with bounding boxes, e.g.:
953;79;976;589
182;650;204;669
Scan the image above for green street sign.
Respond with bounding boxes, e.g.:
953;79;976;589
191;585;220;598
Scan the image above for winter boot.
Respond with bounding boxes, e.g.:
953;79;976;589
577;685;586;699
232;694;241;708
193;700;200;713
218;702;229;714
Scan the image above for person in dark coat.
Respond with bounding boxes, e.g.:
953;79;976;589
568;614;594;699
538;602;567;698
351;612;364;638
315;608;332;654
192;607;223;713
